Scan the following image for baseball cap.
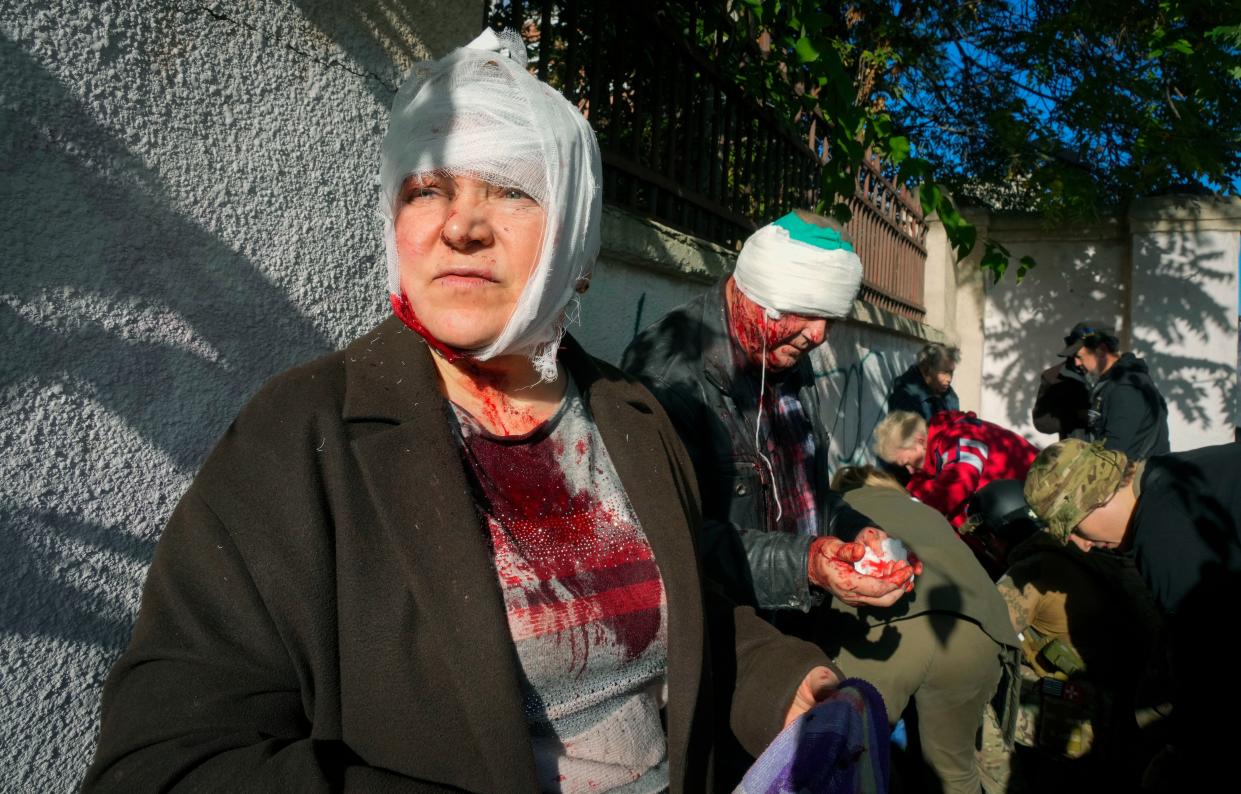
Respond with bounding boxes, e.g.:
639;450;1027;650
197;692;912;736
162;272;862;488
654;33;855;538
1023;439;1129;542
1058;321;1116;357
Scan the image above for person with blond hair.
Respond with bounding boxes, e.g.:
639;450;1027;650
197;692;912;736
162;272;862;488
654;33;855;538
873;409;1038;530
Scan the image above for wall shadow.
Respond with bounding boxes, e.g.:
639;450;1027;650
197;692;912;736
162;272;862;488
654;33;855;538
1130;233;1236;430
981;242;1113;434
1;36;333;470
0;27;339;721
0;506;157;654
289;0;477;104
981;228;1235;440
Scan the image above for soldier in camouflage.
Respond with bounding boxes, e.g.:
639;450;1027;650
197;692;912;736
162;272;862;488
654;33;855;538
1023;440;1133;552
1023;437;1241;786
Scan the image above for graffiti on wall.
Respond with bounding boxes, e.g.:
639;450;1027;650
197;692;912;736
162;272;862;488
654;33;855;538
811;325;920;471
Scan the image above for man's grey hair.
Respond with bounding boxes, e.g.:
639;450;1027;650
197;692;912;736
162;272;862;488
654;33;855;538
916;342;961;376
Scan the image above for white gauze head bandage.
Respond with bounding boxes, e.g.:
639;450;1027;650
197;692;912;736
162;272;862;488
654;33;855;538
379;29;602;380
733;212;864;319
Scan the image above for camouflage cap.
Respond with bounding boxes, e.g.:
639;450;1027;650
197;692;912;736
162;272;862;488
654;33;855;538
1023;439;1129;542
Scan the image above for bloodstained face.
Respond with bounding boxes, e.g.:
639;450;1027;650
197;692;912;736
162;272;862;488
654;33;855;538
727;279;831;371
392;174;547;352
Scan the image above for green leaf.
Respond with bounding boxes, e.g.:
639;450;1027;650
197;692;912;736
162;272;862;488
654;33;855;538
887;135;910;165
1207;25;1241;46
980;248;1008;285
919;182;942;216
897;157;932;185
949;221;977;258
795;35;820;63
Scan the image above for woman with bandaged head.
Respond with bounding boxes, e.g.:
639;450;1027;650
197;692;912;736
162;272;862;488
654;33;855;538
82;31;871;793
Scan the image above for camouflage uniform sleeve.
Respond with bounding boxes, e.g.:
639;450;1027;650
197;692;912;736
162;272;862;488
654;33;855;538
996;569;1042;635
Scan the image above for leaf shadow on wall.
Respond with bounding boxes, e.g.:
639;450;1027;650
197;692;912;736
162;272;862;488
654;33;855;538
981;230;1234;437
0;37;331;658
1129;233;1236;430
290;0;465;104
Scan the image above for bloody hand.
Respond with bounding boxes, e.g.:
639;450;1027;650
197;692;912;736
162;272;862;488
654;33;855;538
808;527;919;607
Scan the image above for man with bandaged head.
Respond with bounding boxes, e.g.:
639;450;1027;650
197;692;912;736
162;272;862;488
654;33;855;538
624;211;920;619
83;31;864;793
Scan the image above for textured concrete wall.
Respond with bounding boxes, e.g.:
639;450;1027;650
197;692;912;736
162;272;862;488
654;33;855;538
0;0;481;788
972;198;1241;450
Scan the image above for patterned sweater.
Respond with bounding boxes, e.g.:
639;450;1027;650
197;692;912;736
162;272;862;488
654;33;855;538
451;379;669;793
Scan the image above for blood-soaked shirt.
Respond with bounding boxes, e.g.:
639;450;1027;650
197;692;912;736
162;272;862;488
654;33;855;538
450;378;670;794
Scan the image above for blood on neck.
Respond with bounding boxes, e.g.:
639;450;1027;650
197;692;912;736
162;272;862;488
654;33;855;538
390;292;563;436
390;291;464;363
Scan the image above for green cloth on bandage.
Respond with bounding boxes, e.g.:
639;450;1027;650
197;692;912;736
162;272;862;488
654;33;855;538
772;212;855;252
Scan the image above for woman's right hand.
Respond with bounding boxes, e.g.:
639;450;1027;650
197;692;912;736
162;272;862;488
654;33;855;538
782;665;840;729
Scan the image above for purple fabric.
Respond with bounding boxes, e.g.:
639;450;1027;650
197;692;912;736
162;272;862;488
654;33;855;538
736;678;890;794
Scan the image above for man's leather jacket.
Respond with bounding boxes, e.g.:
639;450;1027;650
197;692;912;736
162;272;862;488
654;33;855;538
622;279;872;612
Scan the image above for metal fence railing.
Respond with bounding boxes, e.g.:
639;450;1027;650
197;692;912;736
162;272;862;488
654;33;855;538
483;0;927;321
847;156;927;319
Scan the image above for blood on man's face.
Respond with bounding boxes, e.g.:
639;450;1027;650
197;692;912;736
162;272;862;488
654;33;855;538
728;283;832;372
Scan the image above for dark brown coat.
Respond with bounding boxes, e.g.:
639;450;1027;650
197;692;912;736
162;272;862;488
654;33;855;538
83;317;827;793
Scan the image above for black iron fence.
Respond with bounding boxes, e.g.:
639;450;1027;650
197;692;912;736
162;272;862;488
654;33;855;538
483;0;927;320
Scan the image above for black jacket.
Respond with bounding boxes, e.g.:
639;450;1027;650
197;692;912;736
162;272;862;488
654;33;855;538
1088;352;1170;458
887;364;959;421
1031;360;1091;439
621;280;872;613
1129;442;1241;764
1131;442;1241;614
83;318;829;793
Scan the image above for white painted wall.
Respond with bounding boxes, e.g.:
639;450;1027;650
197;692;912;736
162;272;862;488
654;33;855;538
578;256;708;364
966;198;1241;452
1128;199;1241;450
577;207;733;365
0;1;481;787
979;218;1129;445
